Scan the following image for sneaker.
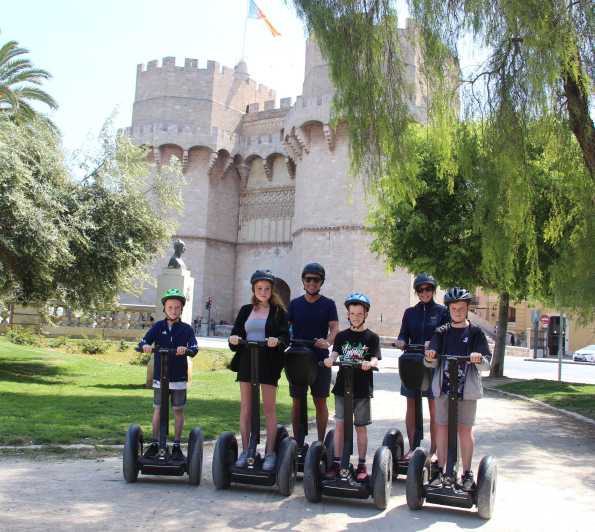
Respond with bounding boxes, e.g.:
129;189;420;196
172;443;185;461
144;441;159;459
429;468;444;487
325;461;340;479
262;453;277;471
235;451;248;468
356;463;368;481
461;470;475;491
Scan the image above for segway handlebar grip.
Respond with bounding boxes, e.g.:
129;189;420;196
235;338;269;348
439;354;472;363
288;338;316;347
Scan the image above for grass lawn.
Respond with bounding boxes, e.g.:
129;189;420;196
0;336;332;445
497;379;595;421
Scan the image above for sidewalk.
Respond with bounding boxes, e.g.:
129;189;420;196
1;361;595;531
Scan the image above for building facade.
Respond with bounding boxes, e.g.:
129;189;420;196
122;25;428;335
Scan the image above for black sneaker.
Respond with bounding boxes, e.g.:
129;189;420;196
461;470;475;491
172;443;185;461
144;441;159;459
325;461;340;479
429;468;444;487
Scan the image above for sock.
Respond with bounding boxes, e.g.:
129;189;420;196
173;440;181;446
358;458;366;465
333;456;340;464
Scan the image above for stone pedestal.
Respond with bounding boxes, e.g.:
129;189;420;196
156;267;194;325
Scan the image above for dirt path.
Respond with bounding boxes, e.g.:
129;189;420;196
2;362;595;531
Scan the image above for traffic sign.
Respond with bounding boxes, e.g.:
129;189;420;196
540;315;550;327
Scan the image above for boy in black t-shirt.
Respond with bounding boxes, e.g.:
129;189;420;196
324;293;380;481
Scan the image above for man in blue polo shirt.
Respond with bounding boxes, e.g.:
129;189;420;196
138;288;198;460
396;273;448;458
288;263;339;443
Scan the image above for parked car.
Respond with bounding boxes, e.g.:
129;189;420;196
572;344;595;362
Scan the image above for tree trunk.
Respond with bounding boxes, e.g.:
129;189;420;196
489;292;509;378
562;55;595;179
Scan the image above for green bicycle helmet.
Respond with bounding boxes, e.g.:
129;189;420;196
161;288;186;306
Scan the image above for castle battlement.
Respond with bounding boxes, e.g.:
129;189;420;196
135;56;275;98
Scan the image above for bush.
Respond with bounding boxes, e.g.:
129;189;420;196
6;326;39;346
48;336;67;348
80;338;110;355
118;340;130;352
129;350;152;366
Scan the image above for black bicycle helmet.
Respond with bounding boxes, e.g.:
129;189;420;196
250;269;275;285
301;263;325;284
413;273;437;290
444;287;473;305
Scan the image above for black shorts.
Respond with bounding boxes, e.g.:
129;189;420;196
289;365;332;399
236;348;282;387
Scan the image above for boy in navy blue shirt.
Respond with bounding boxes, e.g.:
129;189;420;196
138;288;198;460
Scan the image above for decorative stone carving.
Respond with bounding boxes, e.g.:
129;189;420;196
323;124;335;152
285;157;296;179
239;187;295;222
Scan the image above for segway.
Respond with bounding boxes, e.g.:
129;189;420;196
406;355;497;519
303;359;392;510
123;346;204;484
212;339;297;496
383;344;428;479
284;338;335;474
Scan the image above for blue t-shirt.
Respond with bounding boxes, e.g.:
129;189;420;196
398;300;448;345
288;295;338;361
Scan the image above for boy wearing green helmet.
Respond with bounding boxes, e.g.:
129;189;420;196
137;288;198;460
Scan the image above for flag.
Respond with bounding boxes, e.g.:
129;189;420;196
248;0;281;37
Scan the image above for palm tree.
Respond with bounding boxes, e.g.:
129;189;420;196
0;33;57;124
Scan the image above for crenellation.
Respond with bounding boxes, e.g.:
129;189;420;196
162;56;176;69
264;100;275;111
147;59;158;70
207;60;220;72
280;97;292;109
184;58;198;69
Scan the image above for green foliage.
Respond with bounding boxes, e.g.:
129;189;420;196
129;350;152;366
0;32;57;126
0;114;184;310
5;326;38;346
118;339;130;352
80;338;110;355
48;336;67;348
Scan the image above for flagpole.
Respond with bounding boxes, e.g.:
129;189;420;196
241;3;249;60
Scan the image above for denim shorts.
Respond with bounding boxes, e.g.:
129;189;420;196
400;383;435;399
334;396;371;427
153;389;187;410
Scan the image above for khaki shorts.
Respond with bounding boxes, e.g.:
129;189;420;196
334;396;371;427
435;395;477;426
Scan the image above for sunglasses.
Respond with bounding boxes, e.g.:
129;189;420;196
416;286;434;294
304;276;322;283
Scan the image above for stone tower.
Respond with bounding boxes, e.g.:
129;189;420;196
124;22;428;335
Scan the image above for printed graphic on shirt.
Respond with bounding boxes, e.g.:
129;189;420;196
339;341;369;362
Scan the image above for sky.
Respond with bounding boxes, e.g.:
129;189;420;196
4;1;485;158
1;0;315;156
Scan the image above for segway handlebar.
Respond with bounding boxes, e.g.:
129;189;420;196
288;338;316;347
319;360;379;371
235;338;270;348
134;345;178;355
438;354;473;363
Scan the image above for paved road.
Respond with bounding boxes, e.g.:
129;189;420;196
1;358;594;531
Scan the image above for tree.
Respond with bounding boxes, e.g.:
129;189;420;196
0;116;184;309
369;122;583;376
292;0;594;318
0;34;57;124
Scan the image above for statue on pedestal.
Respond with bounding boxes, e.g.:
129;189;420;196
167;239;187;270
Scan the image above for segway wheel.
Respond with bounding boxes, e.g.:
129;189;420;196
323;429;335;469
477;455;497;520
304;440;326;503
187;427;204;486
382;428;404;479
212;431;238;490
274;424;289;454
123;424;142;483
405;447;427;510
372;446;392;510
277;437;298;496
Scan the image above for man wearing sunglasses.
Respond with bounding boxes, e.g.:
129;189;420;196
396;273;448;459
288;262;339;443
